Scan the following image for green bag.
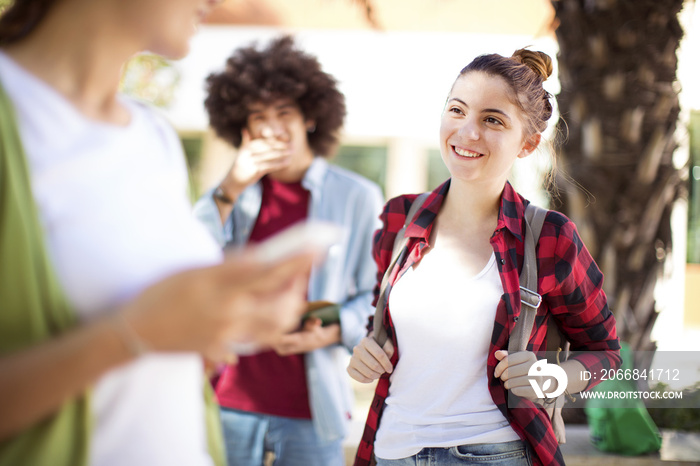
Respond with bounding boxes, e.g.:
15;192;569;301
584;342;662;455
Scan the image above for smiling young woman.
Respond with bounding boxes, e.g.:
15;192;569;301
347;49;621;466
440;72;541;192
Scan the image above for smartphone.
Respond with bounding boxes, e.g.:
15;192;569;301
251;220;344;264
303;301;341;326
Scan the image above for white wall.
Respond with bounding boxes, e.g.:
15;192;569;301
166;26;559;144
166;26;559;198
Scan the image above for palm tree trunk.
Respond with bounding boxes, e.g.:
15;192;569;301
552;0;688;366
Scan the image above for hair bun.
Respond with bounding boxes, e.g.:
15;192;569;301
512;49;553;80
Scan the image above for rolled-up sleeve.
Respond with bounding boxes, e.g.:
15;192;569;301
540;215;621;388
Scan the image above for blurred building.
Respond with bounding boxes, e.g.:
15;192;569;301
159;0;700;352
166;0;557;203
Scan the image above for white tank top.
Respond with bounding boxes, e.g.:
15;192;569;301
375;250;519;460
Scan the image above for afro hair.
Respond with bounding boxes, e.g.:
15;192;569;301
205;35;346;157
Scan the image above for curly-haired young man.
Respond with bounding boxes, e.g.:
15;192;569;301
194;36;384;466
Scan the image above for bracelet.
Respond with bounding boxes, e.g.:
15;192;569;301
213;186;234;204
113;314;149;357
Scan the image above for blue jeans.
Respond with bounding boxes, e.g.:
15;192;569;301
376;440;532;466
219;408;344;466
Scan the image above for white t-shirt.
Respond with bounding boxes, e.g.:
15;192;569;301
0;51;222;466
375;250;519;460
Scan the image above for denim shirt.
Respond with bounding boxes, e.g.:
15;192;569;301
193;157;384;442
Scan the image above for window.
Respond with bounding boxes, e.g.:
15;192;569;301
331;145;388;195
688;110;700;263
180;134;205;201
427;149;451;191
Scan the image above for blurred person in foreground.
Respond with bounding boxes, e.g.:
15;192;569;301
0;1;318;465
347;49;621;466
194;35;384;466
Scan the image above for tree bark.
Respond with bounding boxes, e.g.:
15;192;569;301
552;0;688;359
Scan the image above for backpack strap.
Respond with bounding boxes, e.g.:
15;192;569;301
373;193;430;347
508;203;547;353
507;203;570;444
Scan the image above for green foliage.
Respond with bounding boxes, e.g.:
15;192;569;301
646;382;700;432
0;0;11;14
119;53;180;108
180;136;204;201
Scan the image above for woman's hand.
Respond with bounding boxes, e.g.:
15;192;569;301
347;336;395;383
494;349;554;401
122;250;315;362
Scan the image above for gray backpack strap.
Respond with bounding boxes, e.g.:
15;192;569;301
373;192;430;347
508;203;547;353
507;203;569;444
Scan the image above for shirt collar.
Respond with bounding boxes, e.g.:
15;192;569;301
301;156;327;193
403;179;527;243
498;181;527;242
403;179;450;242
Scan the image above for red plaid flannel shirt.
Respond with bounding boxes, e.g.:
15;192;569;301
354;180;621;466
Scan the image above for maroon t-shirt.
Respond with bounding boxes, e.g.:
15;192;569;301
215;176;312;419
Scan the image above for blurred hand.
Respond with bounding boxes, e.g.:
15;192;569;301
271;318;341;356
121;250;315;362
347;336;395;383
220;128;290;197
